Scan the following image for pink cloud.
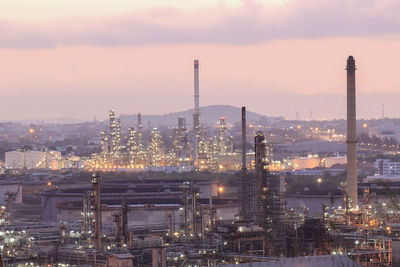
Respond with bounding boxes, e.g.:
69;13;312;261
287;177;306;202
0;0;400;49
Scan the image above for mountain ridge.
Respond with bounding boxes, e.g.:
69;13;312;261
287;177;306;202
119;105;282;127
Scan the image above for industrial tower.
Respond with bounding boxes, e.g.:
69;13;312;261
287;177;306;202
254;132;286;256
346;56;358;207
92;172;102;250
193;60;200;167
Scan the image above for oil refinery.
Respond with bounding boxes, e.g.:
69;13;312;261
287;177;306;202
0;57;399;267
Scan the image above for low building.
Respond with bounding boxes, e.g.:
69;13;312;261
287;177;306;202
374;159;400;176
291;157;321;170
108;253;135;267
323;156;347;168
5;150;62;170
369;122;400;141
365;174;400;183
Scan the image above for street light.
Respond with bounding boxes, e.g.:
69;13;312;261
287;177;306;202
217;186;224;199
317;178;322;190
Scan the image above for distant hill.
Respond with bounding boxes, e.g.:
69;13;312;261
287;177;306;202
16;117;87;125
119;105;282;127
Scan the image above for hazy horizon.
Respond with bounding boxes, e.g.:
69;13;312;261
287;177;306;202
3;90;399;124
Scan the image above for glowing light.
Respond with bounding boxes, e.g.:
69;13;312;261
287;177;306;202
29;128;35;134
218;186;224;193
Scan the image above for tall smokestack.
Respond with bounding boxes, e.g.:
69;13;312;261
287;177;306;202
241;107;247;171
193;60;200;166
240;107;249;221
346;56;358;207
194;60;199;112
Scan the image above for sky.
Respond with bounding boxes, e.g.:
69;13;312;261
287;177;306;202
1;0;400;121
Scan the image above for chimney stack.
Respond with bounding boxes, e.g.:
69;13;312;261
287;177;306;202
241;107;247;171
346;56;358;207
194;60;199;112
193;60;200;166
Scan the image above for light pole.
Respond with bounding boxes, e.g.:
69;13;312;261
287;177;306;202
317;178;322;190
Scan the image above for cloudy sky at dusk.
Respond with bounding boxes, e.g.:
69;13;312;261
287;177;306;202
1;0;400;121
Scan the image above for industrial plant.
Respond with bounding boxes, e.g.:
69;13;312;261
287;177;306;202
89;60;238;173
0;56;400;267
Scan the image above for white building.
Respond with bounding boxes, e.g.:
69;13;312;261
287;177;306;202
291;157;321;170
323;156;347;168
5;150;62;170
374;159;400;176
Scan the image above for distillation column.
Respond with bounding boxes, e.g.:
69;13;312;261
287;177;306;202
346;56;358;207
254;132;266;224
92;172;102;250
137;113;143;147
